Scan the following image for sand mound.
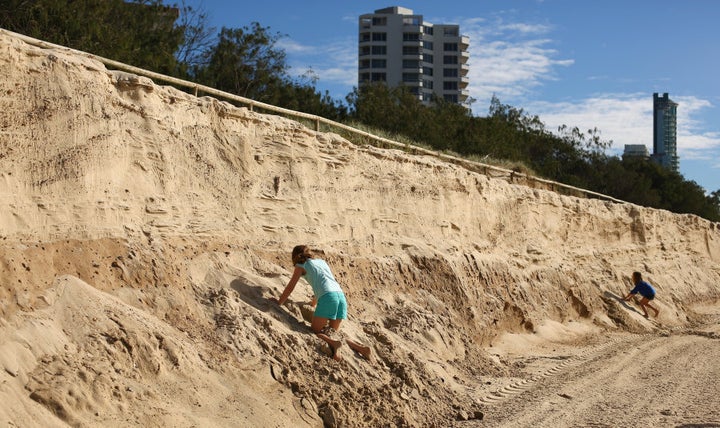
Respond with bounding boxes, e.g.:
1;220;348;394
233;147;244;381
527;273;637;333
1;275;307;427
1;30;720;427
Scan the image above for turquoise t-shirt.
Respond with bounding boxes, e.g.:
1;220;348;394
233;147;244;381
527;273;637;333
296;258;343;298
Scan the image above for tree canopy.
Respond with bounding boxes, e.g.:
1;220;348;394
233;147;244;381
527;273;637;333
0;0;184;75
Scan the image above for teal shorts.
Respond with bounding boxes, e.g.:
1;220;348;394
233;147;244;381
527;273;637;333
314;292;347;320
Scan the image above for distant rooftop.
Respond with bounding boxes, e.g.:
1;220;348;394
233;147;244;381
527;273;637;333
374;6;414;15
623;144;649;159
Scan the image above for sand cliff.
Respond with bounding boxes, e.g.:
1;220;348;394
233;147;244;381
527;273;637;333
1;30;719;427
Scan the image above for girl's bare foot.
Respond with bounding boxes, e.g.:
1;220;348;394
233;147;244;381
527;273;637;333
330;340;343;361
355;344;372;360
332;348;343;361
317;333;343;360
347;339;372;361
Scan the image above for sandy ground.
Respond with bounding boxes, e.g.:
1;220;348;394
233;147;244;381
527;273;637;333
467;307;720;427
1;30;720;427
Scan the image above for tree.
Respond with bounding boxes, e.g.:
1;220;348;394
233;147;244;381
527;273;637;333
274;82;347;121
191;23;345;117
193;23;288;103
173;0;216;78
709;190;720;210
346;83;399;128
0;0;185;75
708;190;720;221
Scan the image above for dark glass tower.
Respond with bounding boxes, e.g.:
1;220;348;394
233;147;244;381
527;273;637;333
652;92;679;172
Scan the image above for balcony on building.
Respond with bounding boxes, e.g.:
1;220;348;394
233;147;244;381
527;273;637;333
402;59;422;73
420;53;434;65
459;75;469;88
402;72;422;87
402;45;421;58
371;58;387;70
402;32;423;47
359;32;371;44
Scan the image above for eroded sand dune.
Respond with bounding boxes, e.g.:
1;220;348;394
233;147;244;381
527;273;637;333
1;30;719;427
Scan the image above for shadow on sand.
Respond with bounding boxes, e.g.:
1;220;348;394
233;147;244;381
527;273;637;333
229;275;309;334
604;290;642;316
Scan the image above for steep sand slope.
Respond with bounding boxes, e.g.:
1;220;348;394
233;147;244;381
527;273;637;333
1;30;719;427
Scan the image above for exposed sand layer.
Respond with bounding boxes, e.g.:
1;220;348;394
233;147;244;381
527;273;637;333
1;30;719;427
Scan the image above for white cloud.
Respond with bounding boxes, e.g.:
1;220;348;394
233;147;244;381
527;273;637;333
496;22;552;35
524;94;720;161
460;16;573;106
674;96;718;152
526;94;651;151
341;13;358;23
678;133;720;155
280;36;358;91
276;39;314;54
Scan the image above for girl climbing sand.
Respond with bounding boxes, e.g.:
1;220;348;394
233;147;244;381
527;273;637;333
270;245;371;361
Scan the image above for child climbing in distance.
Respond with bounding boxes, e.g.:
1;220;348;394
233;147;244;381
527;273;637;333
623;271;660;318
269;245;371;361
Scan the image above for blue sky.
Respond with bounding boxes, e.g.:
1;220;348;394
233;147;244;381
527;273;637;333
183;0;720;193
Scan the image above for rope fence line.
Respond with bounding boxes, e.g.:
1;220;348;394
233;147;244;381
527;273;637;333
3;28;627;204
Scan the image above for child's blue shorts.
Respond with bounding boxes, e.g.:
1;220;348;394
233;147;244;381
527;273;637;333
314;292;347;320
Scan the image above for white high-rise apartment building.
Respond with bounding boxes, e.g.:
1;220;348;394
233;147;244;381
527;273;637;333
358;6;470;106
